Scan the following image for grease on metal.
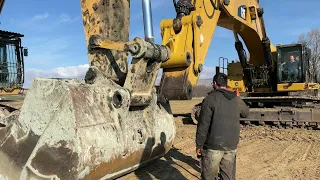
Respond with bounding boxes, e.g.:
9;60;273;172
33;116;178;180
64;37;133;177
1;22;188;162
0;78;175;179
81;0;130;85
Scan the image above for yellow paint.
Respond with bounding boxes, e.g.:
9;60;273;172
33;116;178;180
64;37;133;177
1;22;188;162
160;1;221;90
219;0;276;66
159;0;277;96
228;80;246;92
81;0;101;47
161;16;194;69
161;52;191;68
277;83;319;91
227;61;246;92
0;88;24;95
98;39;130;52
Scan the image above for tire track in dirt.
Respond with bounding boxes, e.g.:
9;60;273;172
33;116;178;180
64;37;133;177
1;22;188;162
237;134;320;180
236;140;289;180
273;142;304;164
264;142;309;179
301;143;312;161
291;143;320;180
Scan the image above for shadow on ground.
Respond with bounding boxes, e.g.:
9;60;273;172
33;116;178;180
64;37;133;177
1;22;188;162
0;100;15;103
173;113;191;118
133;146;201;180
173;113;196;125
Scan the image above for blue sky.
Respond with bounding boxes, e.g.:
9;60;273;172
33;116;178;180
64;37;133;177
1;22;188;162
0;0;319;87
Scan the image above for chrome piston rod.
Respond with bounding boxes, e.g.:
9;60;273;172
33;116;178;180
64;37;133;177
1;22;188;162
142;0;154;42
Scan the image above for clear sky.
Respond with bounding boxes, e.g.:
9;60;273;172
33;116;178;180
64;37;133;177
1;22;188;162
1;0;319;87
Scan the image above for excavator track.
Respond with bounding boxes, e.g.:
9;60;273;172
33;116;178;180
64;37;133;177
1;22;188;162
241;107;320;130
241;95;320;130
191;94;320;130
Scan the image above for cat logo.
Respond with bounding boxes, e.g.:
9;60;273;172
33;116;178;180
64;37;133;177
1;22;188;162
238;5;246;20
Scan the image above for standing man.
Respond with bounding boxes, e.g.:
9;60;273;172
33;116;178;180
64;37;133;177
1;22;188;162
196;73;249;180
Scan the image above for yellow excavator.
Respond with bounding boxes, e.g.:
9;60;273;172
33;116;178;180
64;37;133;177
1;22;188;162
0;0;319;179
0;0;27;123
0;0;27;95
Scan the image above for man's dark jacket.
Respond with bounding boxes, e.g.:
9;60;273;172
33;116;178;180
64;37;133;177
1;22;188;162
284;60;299;72
196;89;249;151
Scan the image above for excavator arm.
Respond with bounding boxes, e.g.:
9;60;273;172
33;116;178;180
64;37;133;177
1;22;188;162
85;0;277;101
159;0;277;99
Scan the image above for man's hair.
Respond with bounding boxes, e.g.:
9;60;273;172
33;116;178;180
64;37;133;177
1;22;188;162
213;73;227;87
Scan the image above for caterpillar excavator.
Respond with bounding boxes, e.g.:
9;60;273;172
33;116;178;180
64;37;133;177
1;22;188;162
0;0;27;124
0;0;319;179
0;0;27;94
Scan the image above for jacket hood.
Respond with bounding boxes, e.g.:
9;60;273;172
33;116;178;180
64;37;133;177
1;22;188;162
215;88;237;100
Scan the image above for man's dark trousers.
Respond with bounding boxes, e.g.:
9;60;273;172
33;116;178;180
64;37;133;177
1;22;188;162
200;149;237;180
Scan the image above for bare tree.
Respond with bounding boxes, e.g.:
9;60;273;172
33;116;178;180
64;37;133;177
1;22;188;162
296;28;320;81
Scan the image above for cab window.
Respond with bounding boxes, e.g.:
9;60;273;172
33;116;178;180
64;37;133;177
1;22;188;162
278;47;302;83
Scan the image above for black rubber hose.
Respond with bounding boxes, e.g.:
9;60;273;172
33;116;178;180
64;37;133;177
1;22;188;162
173;0;177;8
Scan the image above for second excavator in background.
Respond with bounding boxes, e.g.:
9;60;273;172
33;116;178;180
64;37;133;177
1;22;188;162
1;0;320;179
0;0;28;122
0;0;27;95
192;40;320;129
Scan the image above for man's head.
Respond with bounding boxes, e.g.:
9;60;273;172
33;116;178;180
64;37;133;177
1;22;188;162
212;73;227;89
289;55;295;62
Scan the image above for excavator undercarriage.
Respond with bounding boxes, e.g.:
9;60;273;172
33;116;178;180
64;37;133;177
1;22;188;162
192;93;320;130
191;54;320;130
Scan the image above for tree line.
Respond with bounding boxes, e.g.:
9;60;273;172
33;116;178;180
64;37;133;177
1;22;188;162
296;27;320;82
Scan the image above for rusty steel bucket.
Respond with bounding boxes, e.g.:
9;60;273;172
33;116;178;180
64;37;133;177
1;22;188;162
0;78;175;179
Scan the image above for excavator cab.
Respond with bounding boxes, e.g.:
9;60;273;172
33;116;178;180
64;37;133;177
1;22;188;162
276;43;318;92
277;44;302;83
0;30;27;93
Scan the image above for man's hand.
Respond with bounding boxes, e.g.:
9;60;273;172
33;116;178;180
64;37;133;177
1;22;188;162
235;89;240;96
196;148;202;158
226;87;240;96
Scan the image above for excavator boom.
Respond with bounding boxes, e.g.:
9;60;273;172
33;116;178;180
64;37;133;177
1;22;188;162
88;0;277;100
158;0;277;100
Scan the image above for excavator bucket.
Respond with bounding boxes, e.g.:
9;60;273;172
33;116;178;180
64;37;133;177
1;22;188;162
0;0;176;179
0;78;175;179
